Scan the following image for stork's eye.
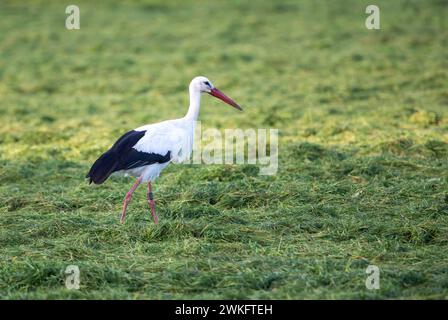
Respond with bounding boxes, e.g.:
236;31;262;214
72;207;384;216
204;81;211;87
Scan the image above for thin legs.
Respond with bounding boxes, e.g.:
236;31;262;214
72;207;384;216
147;181;159;224
120;176;142;224
120;176;158;224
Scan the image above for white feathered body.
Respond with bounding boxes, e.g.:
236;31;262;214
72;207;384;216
114;118;195;182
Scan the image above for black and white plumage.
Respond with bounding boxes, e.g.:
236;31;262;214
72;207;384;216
86;76;242;224
87;129;171;184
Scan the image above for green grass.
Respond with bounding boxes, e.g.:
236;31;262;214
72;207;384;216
0;0;447;299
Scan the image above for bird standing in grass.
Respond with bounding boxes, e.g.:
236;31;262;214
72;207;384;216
86;76;242;224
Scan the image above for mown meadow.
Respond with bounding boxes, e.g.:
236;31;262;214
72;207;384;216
0;0;447;299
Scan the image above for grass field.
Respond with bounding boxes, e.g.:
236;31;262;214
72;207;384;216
0;0;447;299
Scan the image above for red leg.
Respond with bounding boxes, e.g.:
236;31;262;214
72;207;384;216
147;181;159;224
120;176;142;224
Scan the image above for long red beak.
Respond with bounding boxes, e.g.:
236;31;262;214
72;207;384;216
208;88;242;111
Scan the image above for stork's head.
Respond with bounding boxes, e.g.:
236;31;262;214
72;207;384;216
190;76;242;111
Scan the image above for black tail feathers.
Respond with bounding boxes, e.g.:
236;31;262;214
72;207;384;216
86;151;119;184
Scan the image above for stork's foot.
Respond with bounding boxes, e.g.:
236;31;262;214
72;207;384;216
147;181;159;224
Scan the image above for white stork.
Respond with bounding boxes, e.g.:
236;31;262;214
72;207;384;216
86;76;242;224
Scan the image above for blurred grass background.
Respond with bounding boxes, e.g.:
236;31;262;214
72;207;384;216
0;0;447;299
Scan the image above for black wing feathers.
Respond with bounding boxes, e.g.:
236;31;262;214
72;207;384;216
119;148;171;170
86;130;170;184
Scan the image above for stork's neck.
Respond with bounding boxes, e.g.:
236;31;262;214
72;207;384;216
185;87;201;121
